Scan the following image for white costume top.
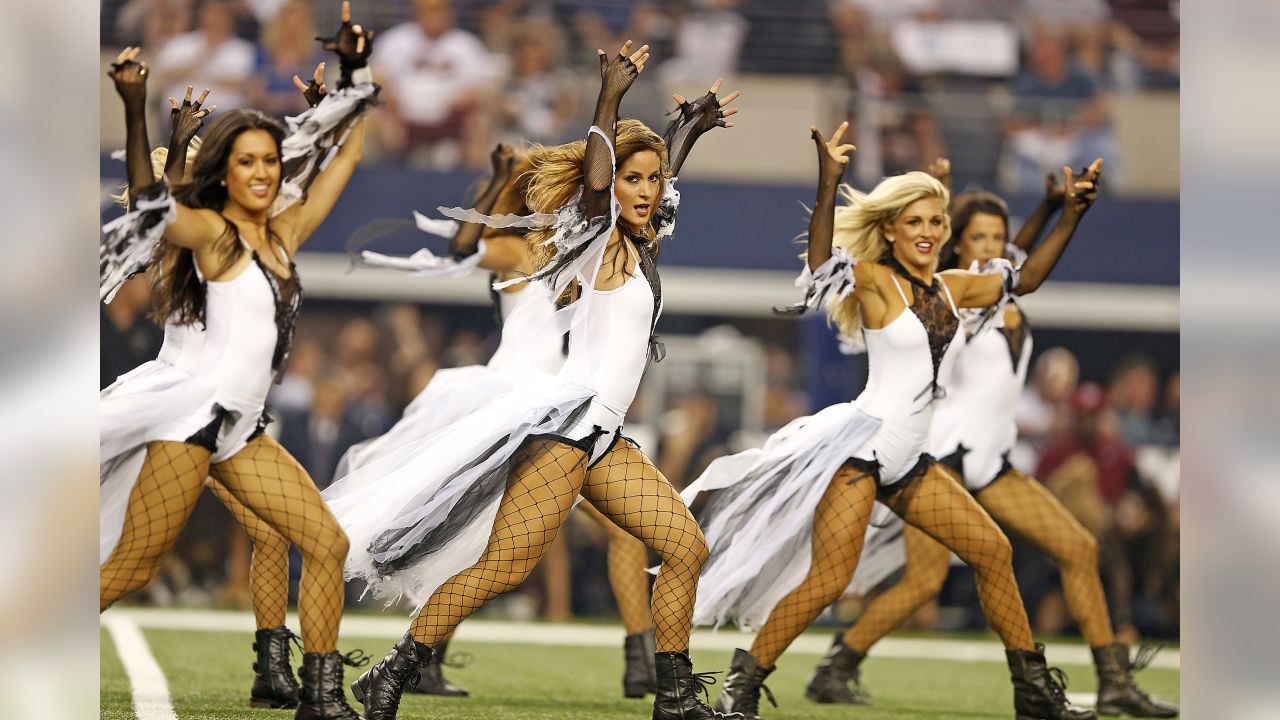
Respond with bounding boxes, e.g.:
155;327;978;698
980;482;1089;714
849;273;966;485
158;261;279;413
558;242;659;437
929;304;1032;490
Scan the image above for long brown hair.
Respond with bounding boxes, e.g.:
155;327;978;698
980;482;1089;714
521;119;671;271
152;109;287;325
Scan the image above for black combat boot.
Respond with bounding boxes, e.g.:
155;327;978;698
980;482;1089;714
294;652;361;720
250;627;301;709
712;649;776;720
405;639;470;697
653;651;744;720
351;633;432;720
1092;644;1178;717
623;629;658;698
804;633;872;705
1007;644;1098;720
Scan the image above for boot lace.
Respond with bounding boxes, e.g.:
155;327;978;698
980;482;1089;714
1045;666;1071;705
441;650;474;669
731;672;778;713
341;649;371;668
689;669;723;705
1131;644;1161;673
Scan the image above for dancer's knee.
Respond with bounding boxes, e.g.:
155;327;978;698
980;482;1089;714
1058;528;1098;571
662;524;708;573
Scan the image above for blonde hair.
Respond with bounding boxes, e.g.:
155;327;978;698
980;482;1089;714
113;138;203;208
827;170;950;338
521;119;670;272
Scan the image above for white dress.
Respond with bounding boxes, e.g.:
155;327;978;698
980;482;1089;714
684;264;965;630
929;303;1033;491
100;252;300;565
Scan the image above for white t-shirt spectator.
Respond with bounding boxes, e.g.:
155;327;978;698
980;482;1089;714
373;24;495;125
155;31;257;112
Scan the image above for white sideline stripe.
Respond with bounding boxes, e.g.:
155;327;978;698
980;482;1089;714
109;608;1179;671
103;613;179;720
294;253;1179;331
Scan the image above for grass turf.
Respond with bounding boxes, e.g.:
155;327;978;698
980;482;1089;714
101;627;1180;719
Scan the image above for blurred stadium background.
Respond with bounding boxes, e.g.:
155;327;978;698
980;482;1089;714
99;0;1179;647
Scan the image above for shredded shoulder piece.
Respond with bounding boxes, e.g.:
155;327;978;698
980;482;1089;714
359;240;486;278
272;82;380;217
100;180;176;303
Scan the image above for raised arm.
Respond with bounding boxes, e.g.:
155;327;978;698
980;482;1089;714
108;47;223;249
947;159;1101;306
1012;172;1066;251
1015;159;1101;294
806;121;855;271
274;2;374;251
164;85;215;183
663;79;740;176
109;48;158;197
582;40;649;220
451;144;516;259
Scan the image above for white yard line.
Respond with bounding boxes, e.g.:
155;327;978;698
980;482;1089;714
103;612;179;720
109;607;1180;671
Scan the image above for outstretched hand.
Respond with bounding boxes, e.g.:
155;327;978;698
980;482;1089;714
671;78;741;134
597;40;649;100
490;143;516;179
317;1;374;68
1062;158;1103;217
926;157;952;194
811;121;855;180
108;47;148;104
169;85;215;148
1043;170;1066;207
292;62;328;107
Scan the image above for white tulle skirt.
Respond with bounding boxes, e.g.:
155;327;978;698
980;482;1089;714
681;401;884;631
322;368;595;609
99;361;264;565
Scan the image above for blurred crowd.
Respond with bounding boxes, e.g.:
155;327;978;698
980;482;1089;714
103;275;1180;639
101;0;1178;190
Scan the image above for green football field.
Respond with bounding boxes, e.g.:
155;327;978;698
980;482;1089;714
101;612;1179;720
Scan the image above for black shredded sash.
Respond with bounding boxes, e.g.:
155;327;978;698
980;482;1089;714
1000;305;1030;372
253;253;304;383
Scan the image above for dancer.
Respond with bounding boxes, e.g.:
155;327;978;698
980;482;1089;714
344;143;660;698
323;41;744;720
99;5;376;717
684;122;1100;720
803;177;1177;717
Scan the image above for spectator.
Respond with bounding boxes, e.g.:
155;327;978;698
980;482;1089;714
1107;353;1161;446
153;0;256;120
270;337;323;415
1108;0;1179;90
1153;370;1179;447
372;0;498;169
495;23;578;145
1013;346;1079;473
1016;0;1111;79
1002;26;1119;193
660;0;749;84
842;51;945;186
113;0;192;50
100;275;163;390
277;376;365;489
249;0;325;118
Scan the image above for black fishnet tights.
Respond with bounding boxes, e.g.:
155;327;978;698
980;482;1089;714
101;441;210;610
207;478;291;630
880;465;1034;651
579;440;706;652
843;523;951;653
977;470;1113;647
579;501;654;635
841;468;1111;654
209;436;348;653
411;439;589;645
749;467;877;666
